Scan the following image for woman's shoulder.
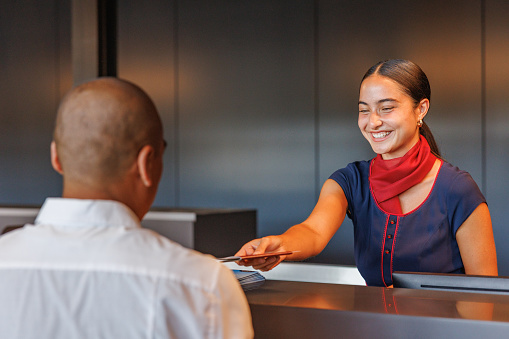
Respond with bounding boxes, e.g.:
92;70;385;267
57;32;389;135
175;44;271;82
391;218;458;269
437;161;476;183
436;160;484;200
328;160;373;191
330;160;372;178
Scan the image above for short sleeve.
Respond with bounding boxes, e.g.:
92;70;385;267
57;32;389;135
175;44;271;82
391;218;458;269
329;168;354;205
446;170;486;236
328;161;370;218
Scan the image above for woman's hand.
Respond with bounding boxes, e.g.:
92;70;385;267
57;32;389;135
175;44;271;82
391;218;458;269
235;236;288;271
234;180;348;271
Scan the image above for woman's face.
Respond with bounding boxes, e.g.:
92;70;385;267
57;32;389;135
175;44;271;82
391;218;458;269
358;75;428;160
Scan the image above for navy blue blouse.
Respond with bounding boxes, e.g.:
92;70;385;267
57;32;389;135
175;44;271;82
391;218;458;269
329;160;485;287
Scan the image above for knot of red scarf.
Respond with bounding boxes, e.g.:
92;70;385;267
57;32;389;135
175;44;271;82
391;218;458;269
369;135;437;215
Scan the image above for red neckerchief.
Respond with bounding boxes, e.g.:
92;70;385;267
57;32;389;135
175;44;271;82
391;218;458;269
369;135;437;215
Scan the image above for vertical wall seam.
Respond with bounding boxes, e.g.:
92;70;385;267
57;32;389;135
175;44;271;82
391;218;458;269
481;0;487;195
314;0;320;201
173;0;180;206
54;0;60;116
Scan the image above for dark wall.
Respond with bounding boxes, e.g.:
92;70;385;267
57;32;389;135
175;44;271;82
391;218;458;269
0;0;70;204
486;0;509;276
2;0;509;273
118;0;321;258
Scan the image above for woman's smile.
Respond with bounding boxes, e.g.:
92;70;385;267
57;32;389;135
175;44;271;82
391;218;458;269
370;131;391;140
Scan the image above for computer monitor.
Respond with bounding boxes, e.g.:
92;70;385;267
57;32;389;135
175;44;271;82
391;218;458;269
393;271;509;295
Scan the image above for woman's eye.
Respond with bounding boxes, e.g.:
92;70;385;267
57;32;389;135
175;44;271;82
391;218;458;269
359;109;369;114
380;107;394;112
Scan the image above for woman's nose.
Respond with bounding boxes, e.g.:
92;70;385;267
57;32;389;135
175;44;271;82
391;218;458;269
369;113;382;127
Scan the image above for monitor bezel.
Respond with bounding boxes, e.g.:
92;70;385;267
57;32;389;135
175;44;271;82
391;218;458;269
392;271;509;295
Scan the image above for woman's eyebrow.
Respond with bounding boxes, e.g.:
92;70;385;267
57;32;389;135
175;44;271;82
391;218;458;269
378;98;398;104
358;98;398;105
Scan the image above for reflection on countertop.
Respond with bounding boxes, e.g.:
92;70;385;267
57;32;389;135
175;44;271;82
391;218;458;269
246;280;509;322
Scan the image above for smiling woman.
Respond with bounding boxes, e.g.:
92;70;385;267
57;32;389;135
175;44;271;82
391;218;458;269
357;60;439;215
234;59;498;287
359;59;439;159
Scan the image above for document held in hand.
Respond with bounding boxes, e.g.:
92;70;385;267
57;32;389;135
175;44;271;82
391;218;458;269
216;251;293;262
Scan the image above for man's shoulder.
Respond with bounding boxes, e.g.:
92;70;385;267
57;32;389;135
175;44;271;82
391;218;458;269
125;227;233;290
0;223;233;294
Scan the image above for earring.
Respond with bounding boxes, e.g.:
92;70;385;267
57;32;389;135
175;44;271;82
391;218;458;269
417;119;423;127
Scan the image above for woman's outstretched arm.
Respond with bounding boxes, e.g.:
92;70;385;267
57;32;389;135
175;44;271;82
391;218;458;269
235;179;348;271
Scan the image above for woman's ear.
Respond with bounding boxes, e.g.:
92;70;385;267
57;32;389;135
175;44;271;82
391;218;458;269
417;98;430;121
137;145;155;187
50;141;64;175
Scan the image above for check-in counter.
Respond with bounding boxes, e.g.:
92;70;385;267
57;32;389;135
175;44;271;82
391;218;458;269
245;280;509;339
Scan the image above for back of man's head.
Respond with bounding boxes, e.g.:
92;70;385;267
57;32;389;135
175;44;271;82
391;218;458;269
54;77;162;185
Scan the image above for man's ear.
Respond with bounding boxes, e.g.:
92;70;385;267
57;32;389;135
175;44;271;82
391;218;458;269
50;141;64;175
137;145;155;187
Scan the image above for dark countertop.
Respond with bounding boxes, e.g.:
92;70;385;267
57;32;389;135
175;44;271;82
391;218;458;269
245;280;509;338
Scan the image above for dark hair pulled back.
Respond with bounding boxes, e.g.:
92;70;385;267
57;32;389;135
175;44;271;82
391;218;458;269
361;59;441;158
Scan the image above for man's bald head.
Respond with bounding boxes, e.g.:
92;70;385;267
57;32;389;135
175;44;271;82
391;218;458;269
53;77;163;187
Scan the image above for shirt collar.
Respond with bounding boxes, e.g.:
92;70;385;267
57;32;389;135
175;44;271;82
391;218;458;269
35;198;141;230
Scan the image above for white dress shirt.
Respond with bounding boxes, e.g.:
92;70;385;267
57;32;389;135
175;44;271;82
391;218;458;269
0;198;253;339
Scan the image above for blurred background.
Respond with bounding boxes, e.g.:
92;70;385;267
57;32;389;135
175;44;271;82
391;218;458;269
1;0;508;273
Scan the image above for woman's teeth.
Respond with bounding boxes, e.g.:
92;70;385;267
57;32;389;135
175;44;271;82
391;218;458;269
372;131;390;139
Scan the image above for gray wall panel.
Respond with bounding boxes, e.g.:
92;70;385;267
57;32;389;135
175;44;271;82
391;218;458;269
0;1;70;204
117;0;177;206
486;0;509;275
177;1;316;236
